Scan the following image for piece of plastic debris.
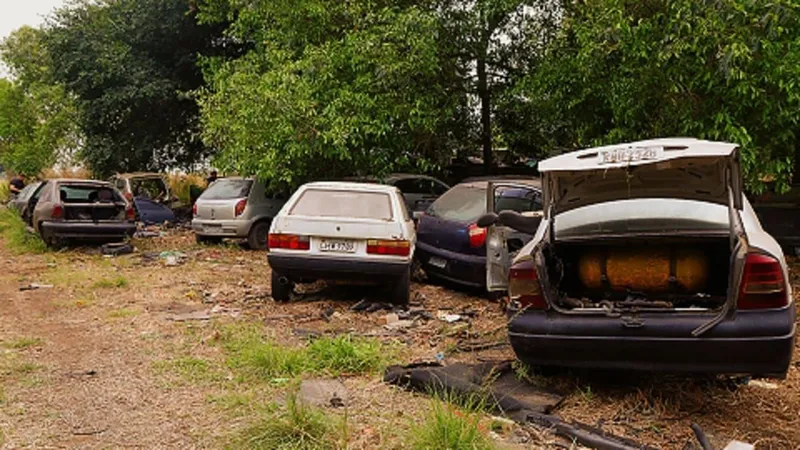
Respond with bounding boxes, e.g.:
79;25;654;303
382;313;400;325
437;311;463;323
435;352;445;362
723;441;755;450
384;320;414;330
20;283;54;291
747;380;779;389
101;243;134;256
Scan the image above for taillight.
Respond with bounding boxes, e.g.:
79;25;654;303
235;199;247;217
367;239;411;256
124;192;133;202
738;253;788;310
52;204;64;219
468;223;487;248
192;203;198;217
509;260;547;310
126;205;136;221
268;234;310;251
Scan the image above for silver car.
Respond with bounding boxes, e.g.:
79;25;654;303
191;178;286;249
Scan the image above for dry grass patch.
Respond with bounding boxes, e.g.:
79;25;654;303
1;337;43;350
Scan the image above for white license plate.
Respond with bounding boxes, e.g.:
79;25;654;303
599;146;662;165
320;239;356;253
429;256;447;269
203;225;222;234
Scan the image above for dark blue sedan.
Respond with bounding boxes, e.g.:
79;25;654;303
415;179;542;289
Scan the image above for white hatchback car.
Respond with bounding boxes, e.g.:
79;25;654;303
267;182;416;304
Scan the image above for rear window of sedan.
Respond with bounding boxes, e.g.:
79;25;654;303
60;185;122;203
203;179;253;200
289;189;393;220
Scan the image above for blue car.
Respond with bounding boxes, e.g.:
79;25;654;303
416;179;542;289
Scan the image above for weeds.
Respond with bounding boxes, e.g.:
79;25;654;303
0;209;46;254
306;334;388;375
233;392;337;450
2;337;43;350
93;276;129;289
411;398;495;450
154;356;221;383
0;181;9;203
108;308;139;319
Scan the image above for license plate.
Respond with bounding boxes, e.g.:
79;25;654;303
204;225;222;234
320;239;356;253
599;146;662;165
429;256;447;269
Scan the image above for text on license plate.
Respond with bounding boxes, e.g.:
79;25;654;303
598;146;662;164
429;256;447;269
320;239;356;253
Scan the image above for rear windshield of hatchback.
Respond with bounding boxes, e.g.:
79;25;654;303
60;184;122;203
202;179;253;200
289;189;393;220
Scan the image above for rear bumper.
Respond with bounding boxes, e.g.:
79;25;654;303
40;221;136;240
508;307;796;376
416;241;485;287
192;218;251;238
269;253;409;282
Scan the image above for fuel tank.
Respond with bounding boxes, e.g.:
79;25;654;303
578;247;709;293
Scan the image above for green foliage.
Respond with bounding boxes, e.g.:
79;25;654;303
233;393;337;450
305;334;388;375
0;208;47;254
411;399;496;450
44;0;232;176
0;181;9;203
92;276;129;289
515;0;800;192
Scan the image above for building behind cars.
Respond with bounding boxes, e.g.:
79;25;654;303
484;138;795;377
268;181;415;304
192;177;286;250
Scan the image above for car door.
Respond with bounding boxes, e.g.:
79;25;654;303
485;182;544;292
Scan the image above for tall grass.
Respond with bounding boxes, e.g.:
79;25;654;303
40;167;92;179
0;208;47;254
411;399;496;450
0;181;9;203
167;173;206;206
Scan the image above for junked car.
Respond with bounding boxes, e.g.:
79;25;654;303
482;138;795;377
268;182;415;304
110;173;176;224
23;179;136;246
192;178;286;249
8;181;43;214
415;179;542;291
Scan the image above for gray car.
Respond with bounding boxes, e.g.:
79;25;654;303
191;178;286;249
9;181;43;214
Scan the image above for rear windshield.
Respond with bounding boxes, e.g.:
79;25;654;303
290;189;393;220
60;185;122;203
130;178;168;199
203;179;253;200
427;184;541;223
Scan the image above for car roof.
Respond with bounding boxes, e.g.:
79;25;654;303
301;181;399;193
115;172;165;179
50;178;113;186
455;177;541;189
538;138;738;172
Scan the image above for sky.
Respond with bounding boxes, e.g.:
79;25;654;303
0;0;66;76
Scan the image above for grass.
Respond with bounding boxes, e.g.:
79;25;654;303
231;392;339;450
154;356;221;384
93;276;129;289
107;307;139;319
2;337;43;350
0;209;47;254
411;399;496;450
0;181;9;203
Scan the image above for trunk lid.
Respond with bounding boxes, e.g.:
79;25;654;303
417;214;479;255
538;138;742;215
195;198;243;221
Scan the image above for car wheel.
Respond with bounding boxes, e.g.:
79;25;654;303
271;269;293;302
195;234;222;245
391;267;411;305
247;221;270;250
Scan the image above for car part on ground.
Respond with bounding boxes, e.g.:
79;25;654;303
485;138;795;377
415;179;542;292
267;182;416;304
191;178;286;250
25;179;136;247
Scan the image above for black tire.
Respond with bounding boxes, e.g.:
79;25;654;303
391;267;411;305
195;234;222;245
271;269;293;302
247;221;270;250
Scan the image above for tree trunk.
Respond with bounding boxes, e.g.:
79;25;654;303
477;56;492;175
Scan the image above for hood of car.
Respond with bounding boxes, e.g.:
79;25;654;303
537;138;742;215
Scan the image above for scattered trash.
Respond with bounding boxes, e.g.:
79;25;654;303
166;310;212;322
723;441;755;450
159;251;188;266
382;313;400;325
384;319;415;331
101;242;134;256
298;379;348;408
747;380;779;390
351;299;395;313
434;352;445;362
20;283;54;291
67;370;97;378
210;304;241;319
437;311;463;323
134;230;161;238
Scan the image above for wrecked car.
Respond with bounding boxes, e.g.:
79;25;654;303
346;173;451;213
483;138;795;377
23;179;136;246
192;177;286;249
267;182;415;304
110;173;176;224
8;180;43;215
416;179;542;293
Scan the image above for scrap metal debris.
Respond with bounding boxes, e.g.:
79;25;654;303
20;283;54;291
101;243;134;256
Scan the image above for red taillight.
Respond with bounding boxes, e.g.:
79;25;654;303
126;205;136;221
192;203;198;217
367;239;411;256
268;234;310;251
235;199;247;217
124;192;133;202
468;223;487;248
52;204;64;219
509;260;547;310
738;253;788;310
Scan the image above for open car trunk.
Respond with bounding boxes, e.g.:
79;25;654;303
60;184;127;222
541;234;731;312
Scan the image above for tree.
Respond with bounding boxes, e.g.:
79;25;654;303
44;0;232;176
514;0;800;191
0;27;81;176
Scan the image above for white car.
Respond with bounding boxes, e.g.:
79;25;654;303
267;182;416;304
481;138;795;377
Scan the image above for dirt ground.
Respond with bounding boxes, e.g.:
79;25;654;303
0;229;798;449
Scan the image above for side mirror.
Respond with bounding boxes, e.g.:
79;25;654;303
476;212;499;228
